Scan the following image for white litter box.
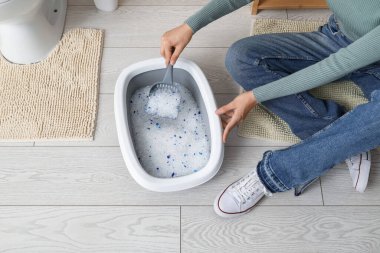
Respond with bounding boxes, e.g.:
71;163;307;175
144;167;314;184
114;58;224;192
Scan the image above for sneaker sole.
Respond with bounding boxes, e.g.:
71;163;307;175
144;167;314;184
355;156;371;193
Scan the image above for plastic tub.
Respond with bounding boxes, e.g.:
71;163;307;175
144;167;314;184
114;58;224;192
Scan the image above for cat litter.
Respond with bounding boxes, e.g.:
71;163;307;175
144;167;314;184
130;83;210;178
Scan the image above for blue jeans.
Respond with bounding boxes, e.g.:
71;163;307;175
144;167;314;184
225;14;380;193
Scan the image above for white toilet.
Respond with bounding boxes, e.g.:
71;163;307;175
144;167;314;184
0;0;67;64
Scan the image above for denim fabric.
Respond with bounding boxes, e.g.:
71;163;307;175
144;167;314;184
225;14;380;192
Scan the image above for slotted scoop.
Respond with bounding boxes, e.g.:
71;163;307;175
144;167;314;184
145;64;181;119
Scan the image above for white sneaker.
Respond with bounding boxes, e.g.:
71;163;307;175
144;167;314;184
213;169;272;218
345;151;371;193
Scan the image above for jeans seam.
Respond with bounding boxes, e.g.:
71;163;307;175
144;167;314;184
328;24;339;36
333;14;340;30
333;14;349;40
259;151;290;192
258;167;276;193
329;14;352;42
257;153;278;193
295;93;321;118
328;14;341;36
266;152;290;191
258;61;284;80
259;55;319;61
255;57;319;81
367;69;380;80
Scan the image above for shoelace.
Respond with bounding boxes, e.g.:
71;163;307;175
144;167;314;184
230;171;264;205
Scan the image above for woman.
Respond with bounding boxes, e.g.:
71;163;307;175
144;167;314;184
161;0;380;218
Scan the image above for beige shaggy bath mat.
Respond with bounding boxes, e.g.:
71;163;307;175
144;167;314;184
238;19;368;143
0;28;104;141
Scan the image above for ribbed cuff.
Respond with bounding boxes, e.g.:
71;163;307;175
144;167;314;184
252;88;265;103
184;15;210;34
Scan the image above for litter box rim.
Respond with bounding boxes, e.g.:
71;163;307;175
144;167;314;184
114;57;224;192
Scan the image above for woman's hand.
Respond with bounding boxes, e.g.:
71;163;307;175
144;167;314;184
161;23;193;65
216;91;258;143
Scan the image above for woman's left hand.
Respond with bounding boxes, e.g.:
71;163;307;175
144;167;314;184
216;91;258;143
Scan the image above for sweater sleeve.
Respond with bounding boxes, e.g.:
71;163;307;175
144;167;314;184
185;0;252;33
252;25;380;103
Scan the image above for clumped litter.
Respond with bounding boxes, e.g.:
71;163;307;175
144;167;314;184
130;84;211;178
146;88;181;119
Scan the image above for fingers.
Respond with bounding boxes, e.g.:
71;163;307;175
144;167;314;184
222;115;240;143
216;102;235;115
220;115;231;128
170;45;184;65
160;36;167;59
160;38;165;56
161;33;173;66
225;110;234;117
160;45;165;60
216;101;237;143
216;92;256;143
163;44;173;66
161;24;193;66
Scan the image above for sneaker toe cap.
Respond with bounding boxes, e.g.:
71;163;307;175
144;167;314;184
217;191;240;214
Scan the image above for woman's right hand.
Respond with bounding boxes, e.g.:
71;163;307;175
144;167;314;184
161;23;193;65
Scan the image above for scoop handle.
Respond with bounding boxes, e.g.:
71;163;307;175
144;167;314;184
163;64;173;84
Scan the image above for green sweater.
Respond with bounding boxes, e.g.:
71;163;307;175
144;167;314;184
185;0;380;103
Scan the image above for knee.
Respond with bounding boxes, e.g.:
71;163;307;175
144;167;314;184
225;36;267;88
370;89;380;102
225;38;254;76
225;40;243;75
368;89;380;119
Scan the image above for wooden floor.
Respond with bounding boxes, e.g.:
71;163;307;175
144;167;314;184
1;1;379;252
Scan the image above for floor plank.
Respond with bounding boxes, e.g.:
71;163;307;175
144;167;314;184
65;5;252;48
0;147;322;205
182;206;380;253
0;206;179;253
68;0;209;6
99;48;238;95
287;9;332;21
0;142;34;147
253;9;287;19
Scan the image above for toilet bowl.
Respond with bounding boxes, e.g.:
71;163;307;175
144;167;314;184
115;58;224;192
0;0;67;64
